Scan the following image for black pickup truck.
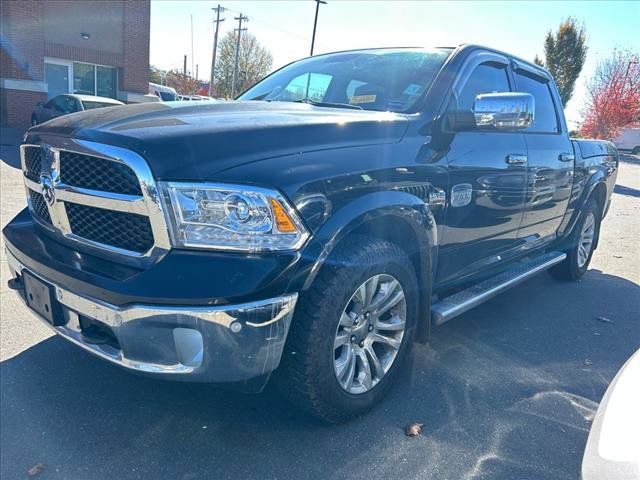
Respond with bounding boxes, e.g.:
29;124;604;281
4;45;618;422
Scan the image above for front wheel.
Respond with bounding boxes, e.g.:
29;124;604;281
549;199;601;281
275;236;419;423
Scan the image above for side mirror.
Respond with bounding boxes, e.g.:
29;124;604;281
446;92;535;132
473;92;534;130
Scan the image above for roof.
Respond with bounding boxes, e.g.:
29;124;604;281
63;94;123;104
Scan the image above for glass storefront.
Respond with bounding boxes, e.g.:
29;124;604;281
72;62;117;98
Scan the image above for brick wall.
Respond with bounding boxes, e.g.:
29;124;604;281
122;0;151;93
0;0;45;81
0;89;47;128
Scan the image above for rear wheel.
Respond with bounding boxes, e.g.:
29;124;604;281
549;199;600;281
275;236;419;423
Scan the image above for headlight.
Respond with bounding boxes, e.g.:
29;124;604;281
161;182;309;252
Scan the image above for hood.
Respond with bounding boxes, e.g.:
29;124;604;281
27;101;409;179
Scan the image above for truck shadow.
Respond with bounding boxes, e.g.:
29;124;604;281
1;269;638;480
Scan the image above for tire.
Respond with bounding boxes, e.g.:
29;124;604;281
632;146;640;155
549;199;601;281
275;235;419;423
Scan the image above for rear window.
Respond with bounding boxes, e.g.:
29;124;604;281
82;101;119;110
514;71;559;133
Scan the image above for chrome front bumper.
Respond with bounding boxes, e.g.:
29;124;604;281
7;249;297;383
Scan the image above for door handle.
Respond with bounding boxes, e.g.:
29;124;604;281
558;152;575;162
505;154;527;165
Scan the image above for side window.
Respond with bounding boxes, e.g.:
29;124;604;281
55;96;75;114
514;72;559;133
281;73;332;101
458;63;511;110
44;99;56;110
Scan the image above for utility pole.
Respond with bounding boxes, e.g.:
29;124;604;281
183;55;187;76
209;5;225;97
195;64;199;81
190;14;194;77
231;13;248;98
310;0;326;56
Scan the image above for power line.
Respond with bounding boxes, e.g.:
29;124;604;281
222;6;331;51
231;13;248;98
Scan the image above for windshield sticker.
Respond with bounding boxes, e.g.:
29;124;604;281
350;94;376;104
403;84;423;96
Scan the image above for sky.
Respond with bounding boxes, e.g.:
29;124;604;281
150;0;640;126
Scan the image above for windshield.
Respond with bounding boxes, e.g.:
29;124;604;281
238;48;452;113
82;101;119;110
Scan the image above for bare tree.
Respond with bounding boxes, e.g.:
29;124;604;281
214;31;273;98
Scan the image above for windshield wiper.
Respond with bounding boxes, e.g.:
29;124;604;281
293;98;363;110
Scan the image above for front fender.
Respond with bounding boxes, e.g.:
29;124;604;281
300;190;436;287
292;190;436;342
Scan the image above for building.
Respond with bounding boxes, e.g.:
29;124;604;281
1;0;151;130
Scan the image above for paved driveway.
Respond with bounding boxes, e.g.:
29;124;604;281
1;152;638;480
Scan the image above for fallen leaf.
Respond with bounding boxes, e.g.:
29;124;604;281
613;255;622;258
596;316;614;324
27;463;45;477
405;423;424;437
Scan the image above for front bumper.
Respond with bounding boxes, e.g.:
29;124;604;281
6;248;297;383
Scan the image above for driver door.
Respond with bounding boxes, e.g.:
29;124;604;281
436;56;527;285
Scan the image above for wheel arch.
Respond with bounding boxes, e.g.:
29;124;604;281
300;191;436;343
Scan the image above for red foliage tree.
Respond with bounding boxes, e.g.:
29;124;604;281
580;50;640;139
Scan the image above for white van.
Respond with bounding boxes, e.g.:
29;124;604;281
613;126;640;154
149;83;179;102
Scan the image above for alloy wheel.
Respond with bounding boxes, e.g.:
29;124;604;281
577;212;596;268
333;274;407;394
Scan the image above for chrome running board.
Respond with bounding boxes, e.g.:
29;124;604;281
431;251;566;325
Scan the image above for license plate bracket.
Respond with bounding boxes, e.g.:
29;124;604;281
23;271;64;326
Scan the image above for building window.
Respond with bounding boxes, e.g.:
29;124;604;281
73;62;117;99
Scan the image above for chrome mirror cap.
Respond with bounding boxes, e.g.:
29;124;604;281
473;92;535;130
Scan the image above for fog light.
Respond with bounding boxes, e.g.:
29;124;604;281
173;328;203;367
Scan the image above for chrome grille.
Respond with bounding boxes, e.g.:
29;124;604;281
66;203;154;253
59;151;142;195
23;146;42;181
20;142;170;264
28;190;52;224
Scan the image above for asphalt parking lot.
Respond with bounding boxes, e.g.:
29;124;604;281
1;149;638;480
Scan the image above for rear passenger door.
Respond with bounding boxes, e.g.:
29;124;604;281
513;64;574;242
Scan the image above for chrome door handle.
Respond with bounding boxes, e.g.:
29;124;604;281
506;154;527;165
558;152;575;162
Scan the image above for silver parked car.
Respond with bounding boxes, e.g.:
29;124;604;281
31;94;123;126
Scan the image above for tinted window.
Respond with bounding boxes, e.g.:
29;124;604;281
51;96;77;113
514;72;558;133
458;63;511;110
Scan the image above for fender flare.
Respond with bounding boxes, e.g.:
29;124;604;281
297;190;437;341
564;171;608;244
